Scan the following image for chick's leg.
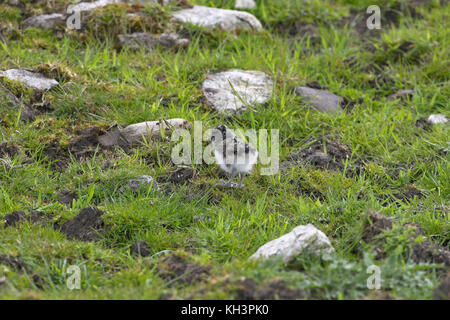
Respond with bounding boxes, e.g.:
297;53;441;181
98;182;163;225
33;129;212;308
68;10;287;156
216;170;237;188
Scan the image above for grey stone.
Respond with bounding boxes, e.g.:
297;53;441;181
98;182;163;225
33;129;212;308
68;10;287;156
295;86;343;115
118;32;189;50
121;118;191;145
202;69;273;115
0;69;59;91
172;5;262;32
250;224;334;262
22;13;65;29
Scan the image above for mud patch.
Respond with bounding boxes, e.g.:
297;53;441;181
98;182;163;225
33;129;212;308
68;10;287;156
285;137;361;173
59;207;106;241
69;126;130;160
3;210;49;228
234;278;306;300
130;240;150;257
158;254;210;286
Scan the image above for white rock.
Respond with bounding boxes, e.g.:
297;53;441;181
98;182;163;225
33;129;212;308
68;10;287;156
427;114;448;124
250;224;334;262
68;0;122;13
0;69;59;91
235;0;256;10
22;13;65;29
172;5;262;32
202;69;273;115
122;118;191;145
295;86;343;115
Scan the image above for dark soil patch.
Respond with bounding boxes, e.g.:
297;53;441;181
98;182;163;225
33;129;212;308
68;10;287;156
3;210;49;228
158;167;195;185
59;207;106;241
158;254;210;286
0;254;45;289
234;278;306;300
392;185;424;202
69;126;130;160
411;240;450;267
362;211;393;244
285;137;362;174
130;240;150;257
415;117;432;131
43;125;130;169
362;211;450;266
434;273;450;300
57;190;79;207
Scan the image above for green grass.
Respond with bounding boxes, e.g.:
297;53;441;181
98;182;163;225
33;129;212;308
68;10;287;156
0;0;448;299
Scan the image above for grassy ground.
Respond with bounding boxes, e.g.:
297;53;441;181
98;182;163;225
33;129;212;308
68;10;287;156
0;0;448;299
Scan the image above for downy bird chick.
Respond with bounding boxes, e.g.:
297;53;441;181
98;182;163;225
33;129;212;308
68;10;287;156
210;124;258;188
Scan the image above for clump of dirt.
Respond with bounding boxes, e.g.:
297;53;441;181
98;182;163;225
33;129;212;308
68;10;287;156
234;278;306;300
392;185;424;202
415;117;432;131
361;211;450;267
434;273;450;300
158;254;210;286
362;211;393;244
3;210;49;228
0;254;45;289
159;167;195;185
286;137;360;173
44;125;130;169
59;207;106;241
42;139;70;170
130;240;150;257
411;240;450;267
57;190;79;207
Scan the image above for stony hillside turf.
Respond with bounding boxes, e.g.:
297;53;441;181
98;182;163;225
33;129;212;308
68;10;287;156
0;0;449;299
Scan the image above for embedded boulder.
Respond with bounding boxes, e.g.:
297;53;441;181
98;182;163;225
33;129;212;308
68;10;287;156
0;69;59;91
202;69;273;115
295;86;343;115
172;5;262;32
121;118;191;146
250;224;334;262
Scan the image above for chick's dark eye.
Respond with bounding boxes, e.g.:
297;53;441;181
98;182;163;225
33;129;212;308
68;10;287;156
211;136;215;141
